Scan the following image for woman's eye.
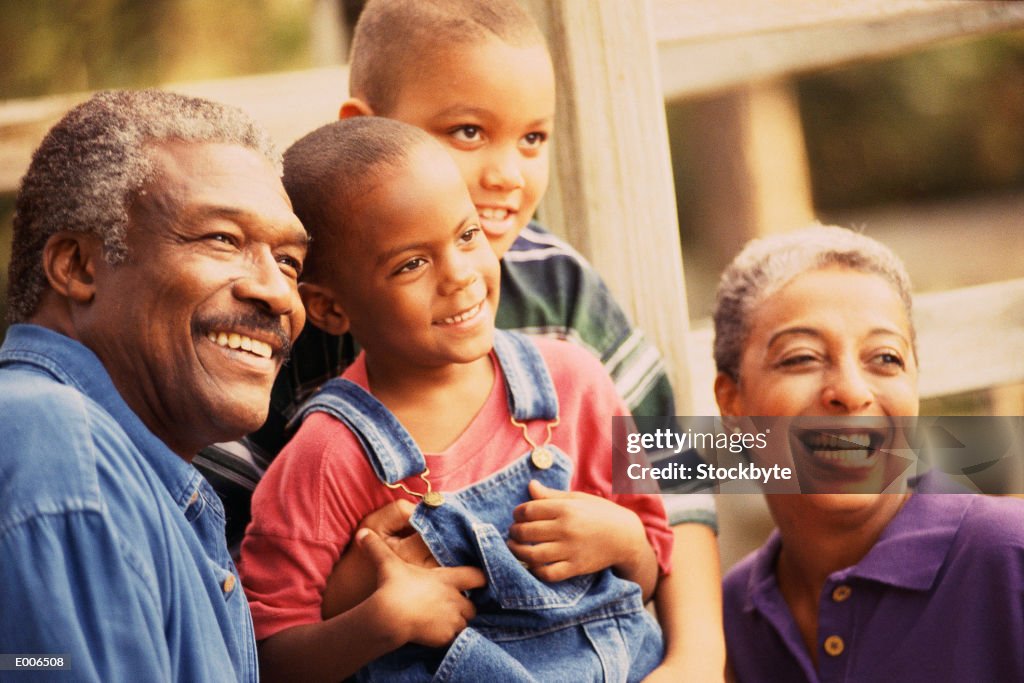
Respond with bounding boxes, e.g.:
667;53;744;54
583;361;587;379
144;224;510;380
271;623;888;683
451;125;482;143
521;131;548;149
778;354;818;368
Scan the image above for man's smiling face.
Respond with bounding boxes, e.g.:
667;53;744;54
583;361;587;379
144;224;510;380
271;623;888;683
79;141;307;458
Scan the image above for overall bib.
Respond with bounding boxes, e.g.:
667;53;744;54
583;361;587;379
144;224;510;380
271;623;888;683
294;331;664;682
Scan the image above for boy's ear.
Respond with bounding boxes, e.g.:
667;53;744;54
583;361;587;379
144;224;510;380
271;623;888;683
714;372;743;418
339;97;374;120
42;231;100;305
299;282;351;336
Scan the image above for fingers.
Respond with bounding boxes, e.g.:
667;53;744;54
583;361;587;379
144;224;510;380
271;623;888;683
530;560;575;583
439;565;487;592
507;519;561;543
527;479;570;500
395;533;438;567
355;528;399;570
359;499;416;538
507;539;565;567
513;498;571;523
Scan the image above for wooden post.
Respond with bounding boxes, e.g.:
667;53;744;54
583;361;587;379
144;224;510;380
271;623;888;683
524;0;695;412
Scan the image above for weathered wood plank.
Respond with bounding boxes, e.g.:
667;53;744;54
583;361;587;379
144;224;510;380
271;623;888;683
654;0;1024;99
686;278;1024;414
525;0;695;412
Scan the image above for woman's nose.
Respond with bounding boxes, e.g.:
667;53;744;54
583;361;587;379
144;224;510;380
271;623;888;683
821;362;874;414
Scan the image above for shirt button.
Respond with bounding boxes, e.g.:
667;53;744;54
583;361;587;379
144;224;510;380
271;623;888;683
823;635;845;657
832;584;852;602
223;573;236;594
188;490;199;506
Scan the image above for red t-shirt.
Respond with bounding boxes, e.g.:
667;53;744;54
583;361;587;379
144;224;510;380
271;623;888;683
240;337;672;641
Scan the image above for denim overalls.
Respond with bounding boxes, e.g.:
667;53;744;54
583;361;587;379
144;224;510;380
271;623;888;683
294;331;663;682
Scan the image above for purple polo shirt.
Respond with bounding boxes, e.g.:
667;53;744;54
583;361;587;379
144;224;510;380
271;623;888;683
723;488;1024;682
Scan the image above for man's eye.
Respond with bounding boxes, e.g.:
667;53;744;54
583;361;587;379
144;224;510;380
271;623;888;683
278;255;302;277
778;354;818;368
207;233;238;247
451;125;482;143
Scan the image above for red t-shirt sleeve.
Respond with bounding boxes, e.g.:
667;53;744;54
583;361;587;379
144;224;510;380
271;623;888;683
239;412;389;641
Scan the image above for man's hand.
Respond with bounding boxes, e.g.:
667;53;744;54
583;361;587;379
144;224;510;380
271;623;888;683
358;529;485;648
506;480;656;597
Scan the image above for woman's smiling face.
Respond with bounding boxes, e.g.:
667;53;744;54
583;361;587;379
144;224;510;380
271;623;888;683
716;266;919;496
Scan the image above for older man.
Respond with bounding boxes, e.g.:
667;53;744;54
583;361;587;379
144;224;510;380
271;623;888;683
0;90;307;681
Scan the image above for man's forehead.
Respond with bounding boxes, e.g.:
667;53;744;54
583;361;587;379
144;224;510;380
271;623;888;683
141;140;300;231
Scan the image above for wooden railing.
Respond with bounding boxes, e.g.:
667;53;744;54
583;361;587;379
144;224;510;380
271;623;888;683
3;0;1023;413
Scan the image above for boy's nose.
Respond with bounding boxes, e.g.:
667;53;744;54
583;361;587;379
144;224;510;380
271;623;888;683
481;148;524;191
438;253;478;296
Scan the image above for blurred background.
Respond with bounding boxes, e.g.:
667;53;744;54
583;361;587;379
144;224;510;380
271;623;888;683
2;0;1022;567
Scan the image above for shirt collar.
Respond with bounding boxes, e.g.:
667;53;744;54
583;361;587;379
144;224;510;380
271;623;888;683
742;476;973;613
0;324;203;511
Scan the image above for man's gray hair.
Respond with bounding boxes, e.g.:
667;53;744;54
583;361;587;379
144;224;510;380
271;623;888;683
8;89;279;323
713;223;915;382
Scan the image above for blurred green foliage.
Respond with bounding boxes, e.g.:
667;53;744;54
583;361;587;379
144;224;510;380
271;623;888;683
0;0;313;98
798;32;1024;210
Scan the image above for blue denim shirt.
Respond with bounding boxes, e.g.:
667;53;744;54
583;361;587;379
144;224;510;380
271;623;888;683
0;324;258;682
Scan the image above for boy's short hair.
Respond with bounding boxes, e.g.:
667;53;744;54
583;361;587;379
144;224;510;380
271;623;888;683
350;0;545;115
282;116;432;282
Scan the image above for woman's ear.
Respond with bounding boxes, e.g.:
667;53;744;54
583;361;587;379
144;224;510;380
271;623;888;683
714;372;743;418
339;97;374;120
42;231;100;305
299;282;351;336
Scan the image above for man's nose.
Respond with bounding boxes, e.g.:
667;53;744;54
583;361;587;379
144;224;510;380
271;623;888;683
233;245;297;317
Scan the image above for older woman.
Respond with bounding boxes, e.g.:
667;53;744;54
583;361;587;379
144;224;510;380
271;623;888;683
714;225;1024;682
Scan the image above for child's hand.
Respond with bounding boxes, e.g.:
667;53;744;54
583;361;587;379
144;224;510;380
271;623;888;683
507;480;655;593
359;499;437;568
322;500;436;619
359;528;485;648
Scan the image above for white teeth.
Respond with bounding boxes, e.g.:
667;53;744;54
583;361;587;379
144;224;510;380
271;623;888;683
806;432;872;450
441;302;482;325
812;449;875;467
478;207;510;220
206;331;274;359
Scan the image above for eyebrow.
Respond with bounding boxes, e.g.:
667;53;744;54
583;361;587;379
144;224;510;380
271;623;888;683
767;326;911;349
191;205;310;247
430;105;553;128
375;213;476;267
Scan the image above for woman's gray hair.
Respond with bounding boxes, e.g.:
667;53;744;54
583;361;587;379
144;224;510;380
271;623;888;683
713;223;915;381
8;89;279;323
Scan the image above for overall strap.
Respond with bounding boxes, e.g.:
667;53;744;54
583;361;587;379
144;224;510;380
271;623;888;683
289;378;425;485
492;330;559;422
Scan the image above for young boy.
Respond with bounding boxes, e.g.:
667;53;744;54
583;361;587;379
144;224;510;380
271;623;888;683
241;116;673;681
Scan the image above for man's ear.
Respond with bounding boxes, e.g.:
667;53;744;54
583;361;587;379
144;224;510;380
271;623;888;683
42;231;100;305
339;97;374;120
714;372;743;418
299;282;351;336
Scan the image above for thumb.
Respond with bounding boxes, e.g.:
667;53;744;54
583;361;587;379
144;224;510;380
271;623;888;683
528;479;570;500
356;528;399;571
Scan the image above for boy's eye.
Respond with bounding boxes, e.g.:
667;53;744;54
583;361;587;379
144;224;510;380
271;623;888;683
521;131;548;149
451;125;482;143
870;351;905;370
458;226;482;244
395;257;427;275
